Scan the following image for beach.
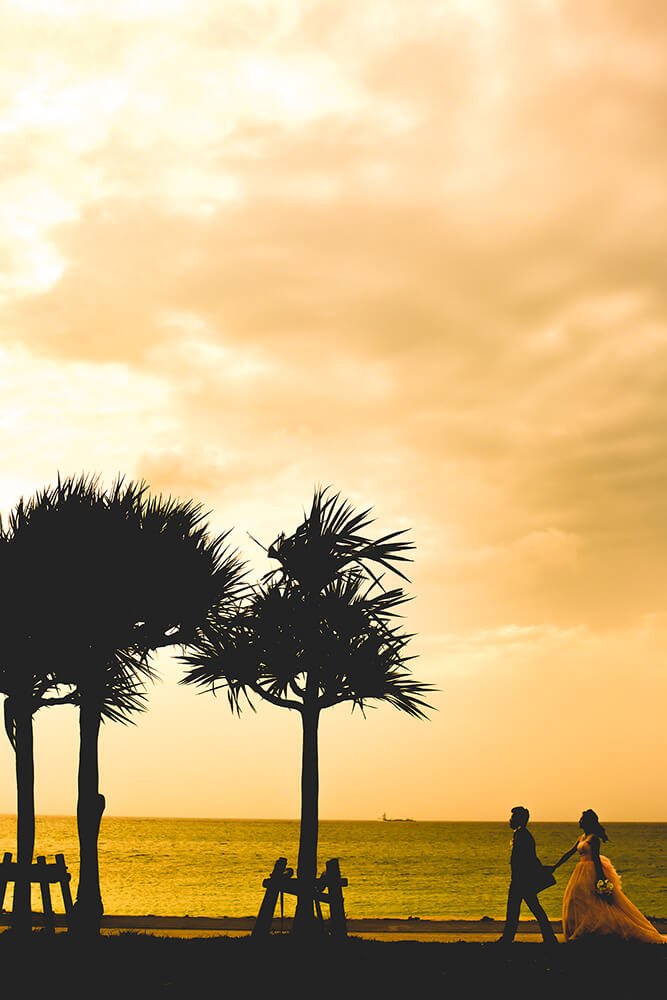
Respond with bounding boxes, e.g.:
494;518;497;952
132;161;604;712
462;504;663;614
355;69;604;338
2;913;666;941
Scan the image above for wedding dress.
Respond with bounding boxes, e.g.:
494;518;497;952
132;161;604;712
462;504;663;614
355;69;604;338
562;835;666;943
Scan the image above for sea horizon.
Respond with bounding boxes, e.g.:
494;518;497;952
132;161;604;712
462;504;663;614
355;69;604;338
6;814;666;824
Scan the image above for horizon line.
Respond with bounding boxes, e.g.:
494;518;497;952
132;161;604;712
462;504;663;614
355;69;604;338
1;813;665;824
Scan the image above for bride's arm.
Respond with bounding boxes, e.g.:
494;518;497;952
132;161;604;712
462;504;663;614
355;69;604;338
550;841;579;871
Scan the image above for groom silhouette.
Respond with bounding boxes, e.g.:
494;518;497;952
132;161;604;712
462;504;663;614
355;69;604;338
497;806;558;944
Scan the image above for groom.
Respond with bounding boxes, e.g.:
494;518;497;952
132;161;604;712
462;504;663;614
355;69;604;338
497;806;558;944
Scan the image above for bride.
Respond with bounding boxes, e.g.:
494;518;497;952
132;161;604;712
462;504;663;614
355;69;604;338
551;809;666;943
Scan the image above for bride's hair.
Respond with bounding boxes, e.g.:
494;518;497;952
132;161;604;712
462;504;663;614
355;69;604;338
582;809;608;842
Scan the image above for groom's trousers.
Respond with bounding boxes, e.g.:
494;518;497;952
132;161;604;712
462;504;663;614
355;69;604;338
500;881;558;943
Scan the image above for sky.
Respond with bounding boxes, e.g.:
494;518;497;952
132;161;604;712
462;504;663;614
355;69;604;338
0;0;666;822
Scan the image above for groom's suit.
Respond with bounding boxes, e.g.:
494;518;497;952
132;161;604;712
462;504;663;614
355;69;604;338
511;826;543;887
500;826;558;943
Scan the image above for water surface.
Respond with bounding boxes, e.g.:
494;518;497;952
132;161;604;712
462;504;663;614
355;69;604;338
1;817;664;921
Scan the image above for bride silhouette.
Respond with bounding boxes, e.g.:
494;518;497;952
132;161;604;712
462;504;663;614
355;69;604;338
551;810;666;943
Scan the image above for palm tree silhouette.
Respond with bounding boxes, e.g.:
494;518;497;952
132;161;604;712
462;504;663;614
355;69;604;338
2;474;245;934
181;488;433;934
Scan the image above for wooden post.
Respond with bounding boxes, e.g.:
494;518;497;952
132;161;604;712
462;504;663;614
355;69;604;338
55;854;74;920
253;856;347;938
0;853;73;930
325;859;347;939
0;852;12;912
252;858;289;938
36;856;55;934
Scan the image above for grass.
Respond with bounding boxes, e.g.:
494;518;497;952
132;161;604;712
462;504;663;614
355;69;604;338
0;930;664;997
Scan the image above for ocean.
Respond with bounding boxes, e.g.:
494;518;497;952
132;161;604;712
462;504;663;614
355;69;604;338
1;817;665;921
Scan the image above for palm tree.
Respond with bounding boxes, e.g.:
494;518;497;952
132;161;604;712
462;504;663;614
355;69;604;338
2;474;245;934
181;488;434;934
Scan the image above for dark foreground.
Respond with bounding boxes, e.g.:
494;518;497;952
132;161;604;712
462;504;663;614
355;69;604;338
0;931;664;998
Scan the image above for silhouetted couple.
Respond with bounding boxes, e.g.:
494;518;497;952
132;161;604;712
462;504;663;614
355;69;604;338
498;806;666;944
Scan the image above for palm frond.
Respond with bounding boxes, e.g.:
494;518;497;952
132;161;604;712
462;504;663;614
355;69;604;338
266;486;414;594
0;472;244;727
180;490;434;721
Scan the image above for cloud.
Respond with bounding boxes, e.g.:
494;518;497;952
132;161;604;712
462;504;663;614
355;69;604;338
2;0;667;635
1;2;666;821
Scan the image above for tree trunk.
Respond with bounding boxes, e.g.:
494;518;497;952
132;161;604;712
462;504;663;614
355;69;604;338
72;695;105;936
12;696;35;935
293;705;321;936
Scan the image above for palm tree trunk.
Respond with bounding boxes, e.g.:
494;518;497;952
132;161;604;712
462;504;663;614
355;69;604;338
72;695;105;936
12;696;35;935
293;704;321;935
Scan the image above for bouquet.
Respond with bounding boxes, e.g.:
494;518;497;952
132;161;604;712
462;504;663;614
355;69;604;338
595;878;614;899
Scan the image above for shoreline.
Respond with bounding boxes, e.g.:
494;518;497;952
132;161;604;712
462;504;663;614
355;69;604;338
2;914;666;940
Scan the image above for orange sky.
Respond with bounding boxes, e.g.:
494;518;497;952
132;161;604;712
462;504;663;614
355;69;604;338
1;0;666;821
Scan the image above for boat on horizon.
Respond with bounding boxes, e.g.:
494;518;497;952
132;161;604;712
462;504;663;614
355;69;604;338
381;812;415;822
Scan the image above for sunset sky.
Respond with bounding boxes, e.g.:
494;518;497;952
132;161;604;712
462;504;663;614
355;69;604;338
1;0;666;822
